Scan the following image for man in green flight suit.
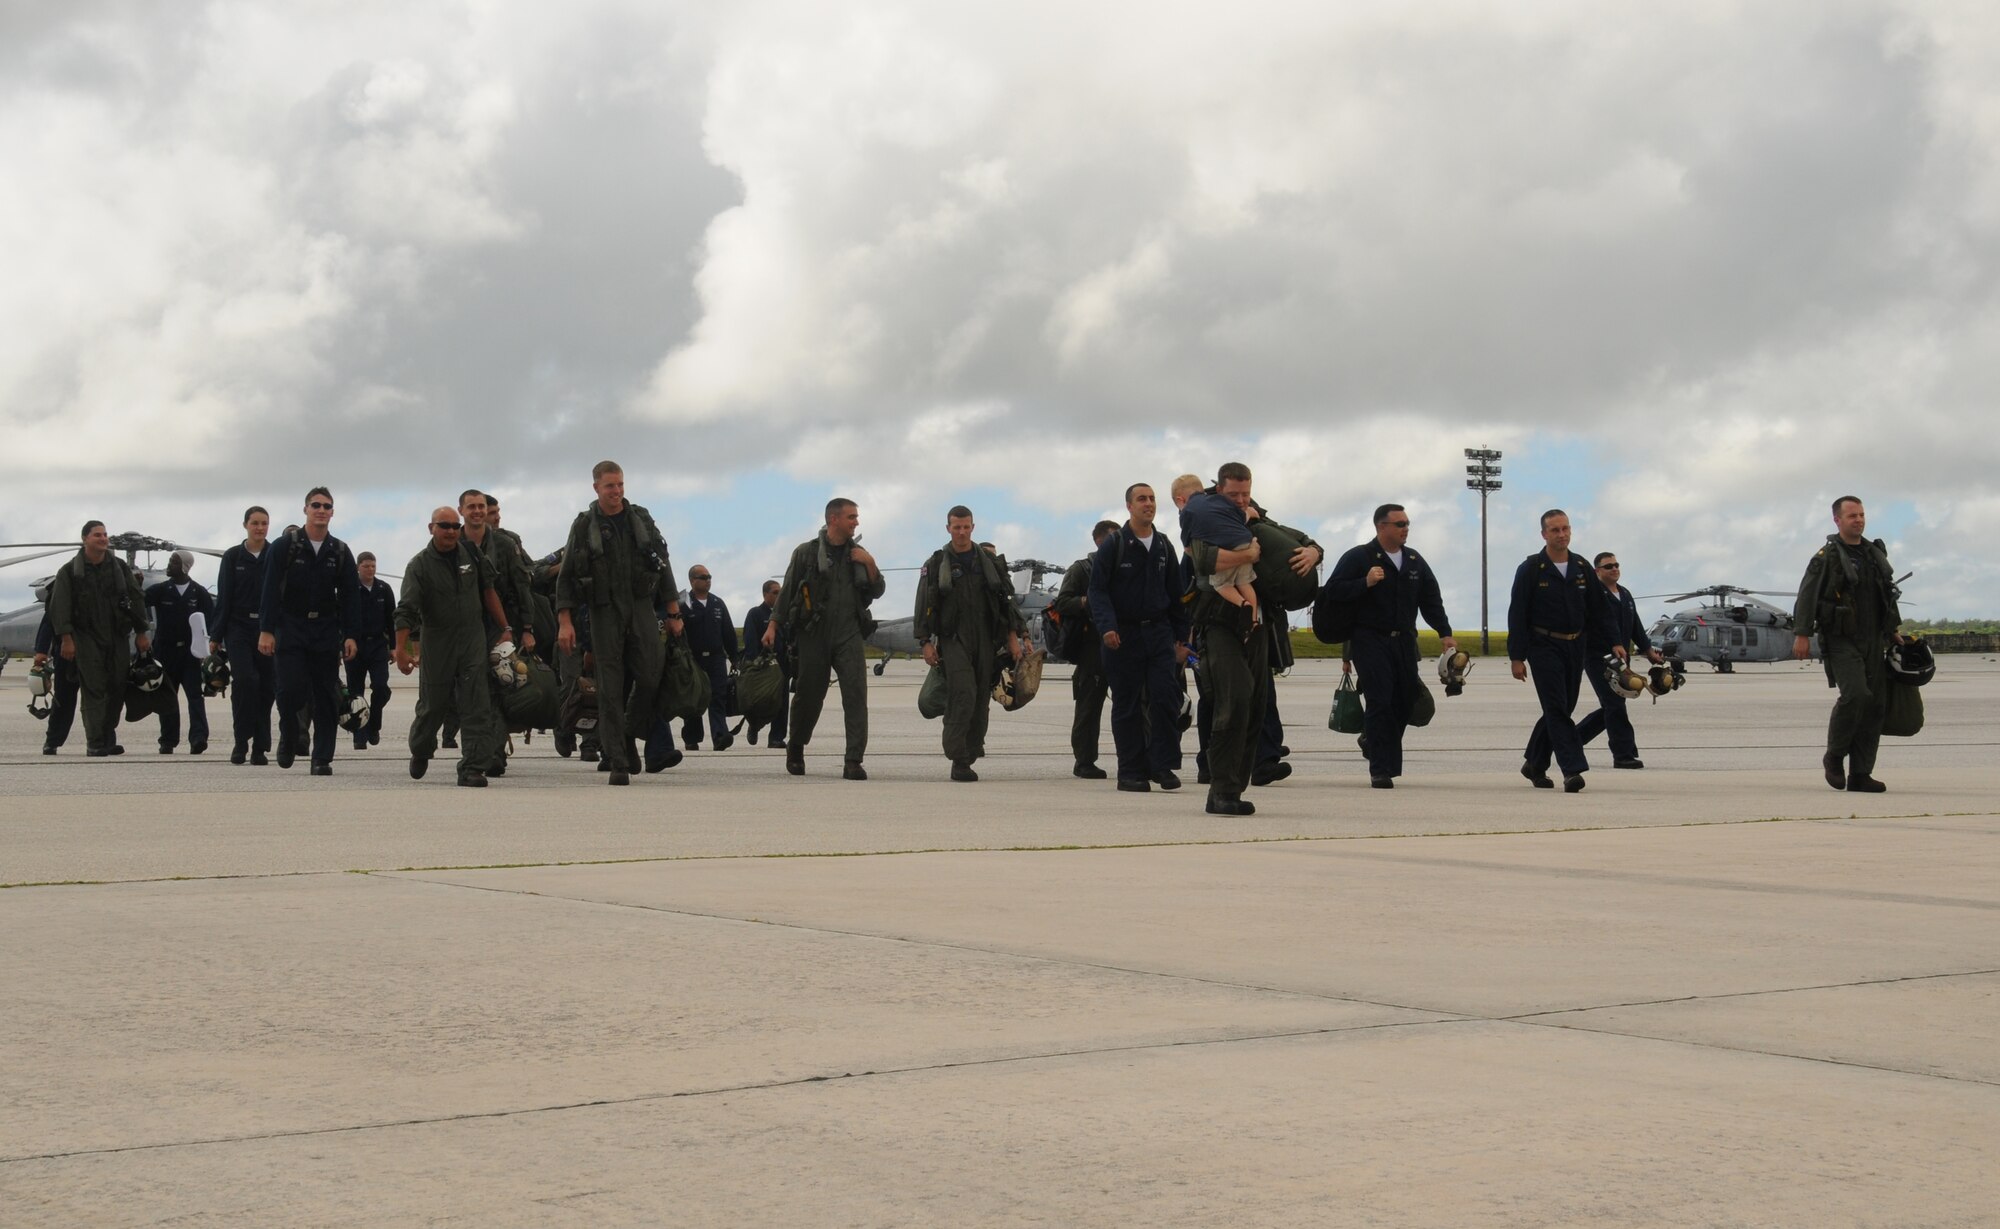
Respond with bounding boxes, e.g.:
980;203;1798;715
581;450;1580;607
454;487;535;773
914;506;1026;783
556;461;684;786
1793;495;1904;793
395;507;515;787
765;497;885;780
49;520;152;757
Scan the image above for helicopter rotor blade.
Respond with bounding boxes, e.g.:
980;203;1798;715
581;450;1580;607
0;548;73;570
0;542;76;550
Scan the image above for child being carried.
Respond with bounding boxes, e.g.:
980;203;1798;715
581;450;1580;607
1181;490;1260;636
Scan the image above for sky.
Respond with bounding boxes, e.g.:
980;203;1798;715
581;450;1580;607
4;0;1998;631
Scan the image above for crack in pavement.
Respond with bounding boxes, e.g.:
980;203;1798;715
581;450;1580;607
15;809;1993;890
0;1015;1471;1165
1257;846;2000;911
1502;966;2000;1020
379;874;2000;1089
10;872;1994;1166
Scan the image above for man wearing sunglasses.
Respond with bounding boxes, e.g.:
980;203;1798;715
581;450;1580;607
679;565;740;752
395;509;512;787
1551;553;1665;770
1325;504;1456;788
258;486;363;776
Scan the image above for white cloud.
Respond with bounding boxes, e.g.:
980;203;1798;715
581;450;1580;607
6;1;2000;621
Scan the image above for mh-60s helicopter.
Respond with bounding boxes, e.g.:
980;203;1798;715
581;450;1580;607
1644;574;1912;673
1644;584;1809;673
0;533;228;667
862;556;1062;674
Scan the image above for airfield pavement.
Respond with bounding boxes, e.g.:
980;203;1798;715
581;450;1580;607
0;654;1996;1227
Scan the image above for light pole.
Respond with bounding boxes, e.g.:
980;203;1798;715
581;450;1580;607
1464;448;1502;654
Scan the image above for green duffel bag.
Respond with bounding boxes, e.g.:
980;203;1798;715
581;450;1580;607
659;636;711;725
918;664;947;720
1882;676;1925;738
1252;518;1321;612
1409;677;1436;727
530;592;558;665
735;653;786;726
498;654;562;732
1328;672;1364;734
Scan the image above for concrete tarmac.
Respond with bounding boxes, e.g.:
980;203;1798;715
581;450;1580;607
2;657;1996;1226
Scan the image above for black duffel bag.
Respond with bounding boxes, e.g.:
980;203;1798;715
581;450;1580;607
1252;519;1321;612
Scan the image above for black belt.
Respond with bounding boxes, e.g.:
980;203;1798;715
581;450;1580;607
1534;626;1581;641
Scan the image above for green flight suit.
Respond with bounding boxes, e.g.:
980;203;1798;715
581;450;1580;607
466;525;535;637
1186;539;1269;797
556;500;677;774
1794;535;1902;776
777;531;885;763
914;546;1024;766
48;550;149;753
397;542;503;777
449;525;535;763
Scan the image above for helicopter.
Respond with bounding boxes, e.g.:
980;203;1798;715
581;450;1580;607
1643;575;1913;673
863;556;1063;674
0;533;229;665
1642;584;1812;673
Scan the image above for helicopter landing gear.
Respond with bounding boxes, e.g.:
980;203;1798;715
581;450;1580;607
873;660;887;676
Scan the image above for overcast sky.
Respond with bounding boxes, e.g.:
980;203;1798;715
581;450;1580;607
5;1;1997;627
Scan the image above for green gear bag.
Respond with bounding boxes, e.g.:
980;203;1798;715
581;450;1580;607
1408;676;1436;727
498;654;562;732
659;635;711;724
1328;672;1364;735
1882;675;1925;737
917;664;947;720
735;653;785;726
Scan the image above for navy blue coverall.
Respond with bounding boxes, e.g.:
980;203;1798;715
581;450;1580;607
145;578;215;751
34;610;81;751
346;578;396;746
1088;524;1191;784
212;542;277;757
681;591;740;747
1324;541;1453;780
1508;550;1620;778
259;531;363;768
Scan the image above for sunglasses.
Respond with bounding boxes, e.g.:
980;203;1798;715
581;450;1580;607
431;522;462;530
1387;520;1410;529
308;502;334;511
691;574;712;580
1598;562;1620;570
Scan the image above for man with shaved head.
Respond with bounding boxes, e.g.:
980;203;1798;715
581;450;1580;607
395;507;512;787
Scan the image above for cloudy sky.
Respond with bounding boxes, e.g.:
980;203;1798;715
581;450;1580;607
5;0;1997;628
